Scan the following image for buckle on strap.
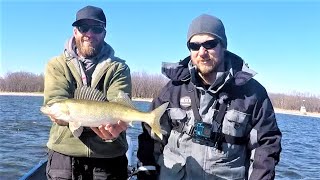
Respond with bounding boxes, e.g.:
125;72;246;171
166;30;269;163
174;122;195;136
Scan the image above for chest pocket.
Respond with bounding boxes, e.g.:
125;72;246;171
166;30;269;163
167;108;195;126
222;109;250;137
168;108;187;120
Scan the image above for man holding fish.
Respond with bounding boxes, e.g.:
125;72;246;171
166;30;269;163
42;5;134;180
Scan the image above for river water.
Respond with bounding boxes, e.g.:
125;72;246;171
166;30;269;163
0;95;319;180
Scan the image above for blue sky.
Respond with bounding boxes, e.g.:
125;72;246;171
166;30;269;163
1;0;319;96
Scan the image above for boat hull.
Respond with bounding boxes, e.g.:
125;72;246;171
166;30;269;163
20;136;134;180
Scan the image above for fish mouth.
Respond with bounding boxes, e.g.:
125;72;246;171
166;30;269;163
40;106;49;114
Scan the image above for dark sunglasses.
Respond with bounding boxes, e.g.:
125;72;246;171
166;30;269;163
188;39;220;51
77;25;105;34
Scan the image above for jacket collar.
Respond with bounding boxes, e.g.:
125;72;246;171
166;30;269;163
161;50;257;91
63;37;115;63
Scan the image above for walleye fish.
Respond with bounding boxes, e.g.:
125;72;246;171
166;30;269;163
40;86;168;140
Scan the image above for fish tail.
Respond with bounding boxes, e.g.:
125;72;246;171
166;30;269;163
147;102;169;140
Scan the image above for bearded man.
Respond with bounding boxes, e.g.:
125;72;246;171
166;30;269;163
43;5;131;180
137;14;282;180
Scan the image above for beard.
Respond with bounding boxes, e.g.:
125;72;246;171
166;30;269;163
197;64;215;75
195;58;222;76
75;37;103;58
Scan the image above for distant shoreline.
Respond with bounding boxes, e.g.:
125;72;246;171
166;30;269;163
0;92;153;102
273;108;320;118
1;92;319;118
0;92;44;97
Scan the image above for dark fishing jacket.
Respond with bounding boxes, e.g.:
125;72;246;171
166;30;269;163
138;51;282;180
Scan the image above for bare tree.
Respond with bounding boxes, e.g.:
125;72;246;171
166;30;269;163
0;71;44;92
131;71;168;98
0;77;4;91
269;93;320;113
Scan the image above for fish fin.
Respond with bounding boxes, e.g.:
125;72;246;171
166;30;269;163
147;102;169;140
112;91;136;109
74;86;107;101
161;129;166;134
69;122;83;137
151;131;156;139
128;122;133;127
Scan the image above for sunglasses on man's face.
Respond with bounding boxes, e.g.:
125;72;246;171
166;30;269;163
77;25;105;34
188;39;220;51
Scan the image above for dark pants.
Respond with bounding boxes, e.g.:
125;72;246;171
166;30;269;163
46;150;128;180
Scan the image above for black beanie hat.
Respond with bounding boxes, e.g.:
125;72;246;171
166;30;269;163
187;14;227;48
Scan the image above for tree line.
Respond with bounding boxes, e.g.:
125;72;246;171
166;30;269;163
0;71;167;98
1;71;319;113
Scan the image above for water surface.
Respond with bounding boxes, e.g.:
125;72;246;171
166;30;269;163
0;95;319;179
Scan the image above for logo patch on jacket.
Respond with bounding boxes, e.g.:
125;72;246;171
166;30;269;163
180;96;191;108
